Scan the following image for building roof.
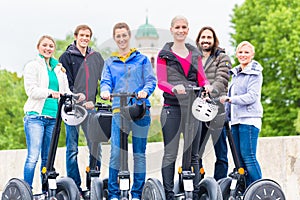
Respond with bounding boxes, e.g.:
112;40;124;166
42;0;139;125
135;16;159;39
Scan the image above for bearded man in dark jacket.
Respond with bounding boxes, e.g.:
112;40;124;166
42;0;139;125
195;26;232;181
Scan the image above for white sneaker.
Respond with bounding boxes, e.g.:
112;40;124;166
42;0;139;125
132;198;140;200
111;198;118;200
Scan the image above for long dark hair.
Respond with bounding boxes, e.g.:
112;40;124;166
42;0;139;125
195;26;219;50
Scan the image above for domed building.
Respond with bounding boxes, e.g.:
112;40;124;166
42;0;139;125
135;16;164;114
135;16;159;68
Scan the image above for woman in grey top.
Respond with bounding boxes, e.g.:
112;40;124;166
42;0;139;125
220;41;263;188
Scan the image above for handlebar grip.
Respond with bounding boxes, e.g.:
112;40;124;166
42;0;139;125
95;103;112;109
110;92;137;98
48;93;70;98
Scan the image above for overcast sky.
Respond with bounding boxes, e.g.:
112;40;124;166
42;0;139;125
0;0;244;75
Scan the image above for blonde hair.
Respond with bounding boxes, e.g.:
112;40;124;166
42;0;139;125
171;15;189;27
37;35;56;49
236;41;255;54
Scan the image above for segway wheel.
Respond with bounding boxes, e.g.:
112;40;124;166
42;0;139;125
1;178;32;200
55;177;80;200
141;178;166;200
102;177;109;199
217;177;232;200
120;190;129;200
243;179;286;200
90;178;103;200
198;177;222;200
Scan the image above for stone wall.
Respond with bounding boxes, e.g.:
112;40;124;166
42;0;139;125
0;136;299;199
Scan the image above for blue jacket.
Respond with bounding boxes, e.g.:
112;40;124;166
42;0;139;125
100;50;157;109
226;60;263;121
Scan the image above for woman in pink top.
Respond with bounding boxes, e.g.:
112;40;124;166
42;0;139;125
157;15;210;200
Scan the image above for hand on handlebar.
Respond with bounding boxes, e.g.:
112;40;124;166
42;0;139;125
48;91;61;99
204;84;213;94
137;90;148;99
172;84;186;94
73;93;85;103
82;101;95;110
219;96;231;104
100;91;111;100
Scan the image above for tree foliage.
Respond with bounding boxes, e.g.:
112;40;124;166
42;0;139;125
230;0;300;136
0;70;27;149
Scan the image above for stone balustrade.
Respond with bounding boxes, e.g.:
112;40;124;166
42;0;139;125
0;136;299;199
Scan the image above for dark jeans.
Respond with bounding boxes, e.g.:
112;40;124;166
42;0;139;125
160;106;201;200
199;113;228;181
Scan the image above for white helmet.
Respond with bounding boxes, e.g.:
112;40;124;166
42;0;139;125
191;97;218;122
61;104;88;126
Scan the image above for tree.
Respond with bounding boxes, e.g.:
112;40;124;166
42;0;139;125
230;0;300;136
0;70;27;149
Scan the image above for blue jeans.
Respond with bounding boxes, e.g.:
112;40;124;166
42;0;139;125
23;115;56;188
231;124;262;187
66;111;102;192
108;110;150;200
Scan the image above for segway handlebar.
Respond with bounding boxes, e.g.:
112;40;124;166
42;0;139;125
110;92;138;98
95;102;112;109
47;93;78;100
172;86;206;93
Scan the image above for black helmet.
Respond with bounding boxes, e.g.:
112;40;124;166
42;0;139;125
122;101;146;121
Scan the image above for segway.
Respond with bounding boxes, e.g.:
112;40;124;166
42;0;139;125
217;121;286;200
106;92;145;200
2;94;84;200
142;86;222;200
81;102;112;200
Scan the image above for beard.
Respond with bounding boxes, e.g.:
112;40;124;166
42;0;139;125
201;42;213;52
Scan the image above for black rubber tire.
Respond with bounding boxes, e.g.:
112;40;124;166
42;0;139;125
184;191;193;200
120;190;129;200
55;177;81;200
198;177;223;200
102;177;109;199
1;178;32;200
141;178;166;200
90;178;103;200
243;179;286;200
217;177;232;200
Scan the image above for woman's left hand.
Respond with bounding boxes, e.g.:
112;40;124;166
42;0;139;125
219;96;231;104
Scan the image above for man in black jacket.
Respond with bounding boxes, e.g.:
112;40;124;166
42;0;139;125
59;24;104;195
